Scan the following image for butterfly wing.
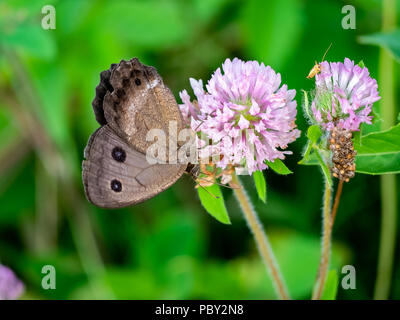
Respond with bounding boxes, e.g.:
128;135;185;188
92;58;184;162
82;125;186;208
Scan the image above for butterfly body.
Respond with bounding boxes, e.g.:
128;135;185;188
82;58;190;208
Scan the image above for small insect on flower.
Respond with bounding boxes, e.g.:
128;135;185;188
307;43;332;79
195;161;239;189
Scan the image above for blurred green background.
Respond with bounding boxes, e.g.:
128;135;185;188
0;0;399;299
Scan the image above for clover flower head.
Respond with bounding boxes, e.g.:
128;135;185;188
179;58;300;175
309;58;380;131
0;264;24;300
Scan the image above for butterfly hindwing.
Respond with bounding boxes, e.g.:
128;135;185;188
82;125;186;208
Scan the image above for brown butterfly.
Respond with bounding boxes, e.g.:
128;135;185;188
82;58;198;208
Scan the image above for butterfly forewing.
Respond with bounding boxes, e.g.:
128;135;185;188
101;58;184;162
82;58;188;208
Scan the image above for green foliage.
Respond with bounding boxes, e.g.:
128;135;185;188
299;125;332;187
314;148;333;187
252;170;266;203
354;124;400;175
359;30;400;62
0;0;395;300
197;184;231;224
265;159;293;175
307;125;322;144
352;129;362;146
299;124;400;179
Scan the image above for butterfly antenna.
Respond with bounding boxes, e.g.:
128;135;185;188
187;174;219;198
194;110;217;131
194;119;205;131
321;43;332;62
213;180;239;189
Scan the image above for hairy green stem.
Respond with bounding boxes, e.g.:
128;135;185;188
374;0;397;300
312;178;332;300
232;174;290;300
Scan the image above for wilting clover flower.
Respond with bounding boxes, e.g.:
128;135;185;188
179;58;300;174
308;58;380;131
0;264;24;300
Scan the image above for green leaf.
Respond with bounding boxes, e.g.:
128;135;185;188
370;108;382;125
300;125;400;178
299;125;332;184
321;270;339;300
314;148;333;187
352;122;364;145
197;184;231;224
298;150;318;165
300;133;314;163
358;30;400;62
352;130;361;146
266;159;293;175
354;124;400;175
299;143;330;166
307;125;322;144
252;170;266;203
